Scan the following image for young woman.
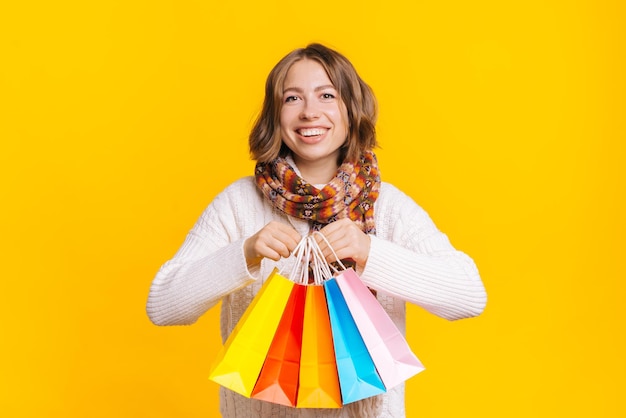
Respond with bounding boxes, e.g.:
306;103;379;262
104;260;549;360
147;43;487;417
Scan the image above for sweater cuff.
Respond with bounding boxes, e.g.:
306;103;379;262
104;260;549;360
223;238;259;286
147;238;257;326
360;235;486;320
361;235;404;289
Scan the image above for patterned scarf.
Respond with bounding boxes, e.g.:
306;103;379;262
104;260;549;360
255;151;381;234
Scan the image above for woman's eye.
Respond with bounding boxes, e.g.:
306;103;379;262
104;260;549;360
321;93;335;100
285;96;299;103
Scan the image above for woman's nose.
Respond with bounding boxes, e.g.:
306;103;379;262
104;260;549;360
299;100;320;120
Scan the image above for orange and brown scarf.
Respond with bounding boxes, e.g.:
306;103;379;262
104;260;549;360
255;151;381;234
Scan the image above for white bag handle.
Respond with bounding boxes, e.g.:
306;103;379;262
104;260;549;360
308;236;334;285
312;231;347;273
285;236;310;285
283;234;342;285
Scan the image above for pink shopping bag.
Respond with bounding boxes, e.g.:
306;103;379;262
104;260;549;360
335;268;425;389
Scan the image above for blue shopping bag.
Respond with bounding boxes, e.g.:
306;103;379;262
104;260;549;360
324;278;386;404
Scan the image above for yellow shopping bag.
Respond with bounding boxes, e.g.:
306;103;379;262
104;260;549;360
208;268;294;397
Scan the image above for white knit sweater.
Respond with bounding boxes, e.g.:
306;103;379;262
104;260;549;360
147;177;487;417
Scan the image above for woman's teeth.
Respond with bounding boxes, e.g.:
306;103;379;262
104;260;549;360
298;128;327;137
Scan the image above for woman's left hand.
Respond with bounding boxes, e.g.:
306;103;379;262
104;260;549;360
315;218;371;268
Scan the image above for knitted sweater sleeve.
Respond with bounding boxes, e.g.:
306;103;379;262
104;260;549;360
361;183;487;321
146;179;259;326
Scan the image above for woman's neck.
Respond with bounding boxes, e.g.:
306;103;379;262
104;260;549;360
293;157;339;184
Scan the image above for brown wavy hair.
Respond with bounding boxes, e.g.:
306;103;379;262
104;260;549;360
249;43;378;163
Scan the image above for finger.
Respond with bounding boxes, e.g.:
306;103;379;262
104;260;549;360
315;234;342;263
263;231;302;259
320;226;352;251
319;225;368;264
255;233;290;259
320;218;359;240
271;231;301;255
258;243;282;261
248;238;279;261
268;222;302;250
312;231;333;259
317;218;348;236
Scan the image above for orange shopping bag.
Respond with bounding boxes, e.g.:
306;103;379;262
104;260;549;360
296;284;342;408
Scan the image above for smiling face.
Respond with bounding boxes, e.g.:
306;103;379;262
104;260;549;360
279;59;349;184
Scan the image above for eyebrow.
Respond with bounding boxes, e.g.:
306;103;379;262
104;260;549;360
283;85;336;94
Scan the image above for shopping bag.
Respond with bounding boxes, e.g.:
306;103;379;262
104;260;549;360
208;268;294;397
250;283;307;407
296;284;342;408
335;268;425;389
324;278;386;404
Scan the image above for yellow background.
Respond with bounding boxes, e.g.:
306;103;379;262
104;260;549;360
1;0;624;416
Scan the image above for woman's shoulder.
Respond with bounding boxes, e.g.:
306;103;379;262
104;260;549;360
221;176;258;193
375;181;437;239
377;181;429;217
209;176;263;208
378;181;411;202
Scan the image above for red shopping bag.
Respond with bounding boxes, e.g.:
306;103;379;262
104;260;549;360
250;283;307;407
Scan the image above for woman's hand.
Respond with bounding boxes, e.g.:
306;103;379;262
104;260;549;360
315;218;371;268
244;221;302;266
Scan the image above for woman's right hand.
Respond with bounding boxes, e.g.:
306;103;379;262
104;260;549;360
244;221;302;266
